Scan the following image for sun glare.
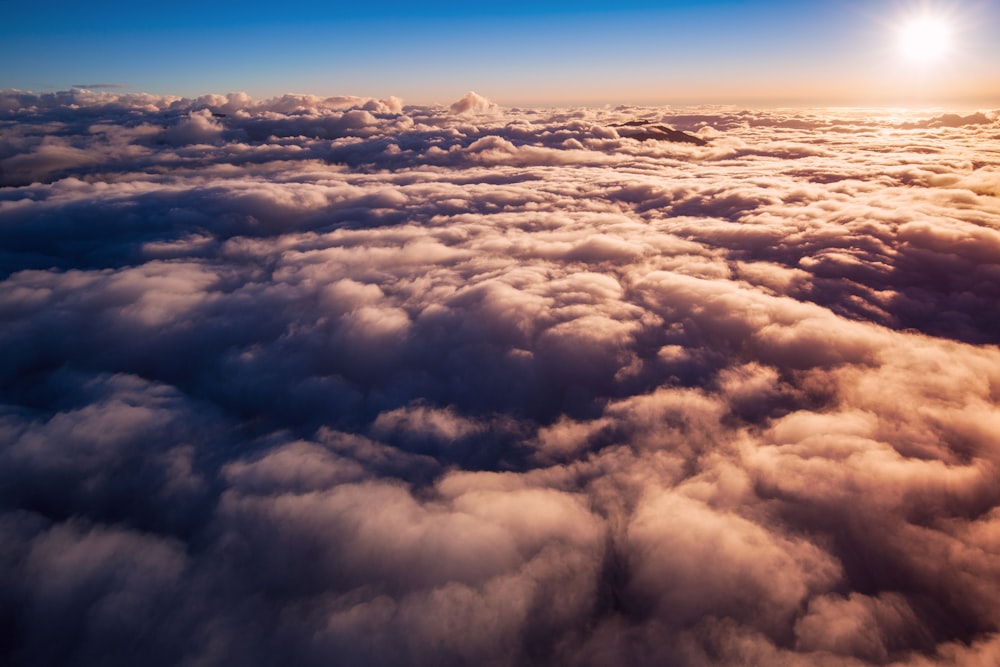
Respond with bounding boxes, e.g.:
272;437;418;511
898;16;951;63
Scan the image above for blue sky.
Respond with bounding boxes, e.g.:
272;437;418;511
2;0;997;105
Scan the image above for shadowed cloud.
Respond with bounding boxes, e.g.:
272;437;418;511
2;89;1000;666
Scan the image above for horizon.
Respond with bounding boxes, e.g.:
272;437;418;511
5;86;999;113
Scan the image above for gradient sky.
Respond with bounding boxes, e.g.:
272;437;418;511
2;0;998;105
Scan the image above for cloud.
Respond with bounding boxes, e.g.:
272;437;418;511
159;108;226;145
2;91;1000;666
450;90;498;114
73;83;131;90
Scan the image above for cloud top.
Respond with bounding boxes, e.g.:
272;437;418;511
2;90;1000;666
450;90;497;114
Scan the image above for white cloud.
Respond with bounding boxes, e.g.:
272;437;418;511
449;90;497;114
1;90;1000;666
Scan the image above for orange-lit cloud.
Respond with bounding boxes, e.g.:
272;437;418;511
2;89;1000;666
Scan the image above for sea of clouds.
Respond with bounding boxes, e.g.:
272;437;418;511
2;87;1000;666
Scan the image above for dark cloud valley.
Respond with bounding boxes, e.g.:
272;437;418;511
2;88;1000;666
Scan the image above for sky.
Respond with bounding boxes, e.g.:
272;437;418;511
2;0;999;105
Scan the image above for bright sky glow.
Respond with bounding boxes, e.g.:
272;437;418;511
898;16;951;63
0;0;997;105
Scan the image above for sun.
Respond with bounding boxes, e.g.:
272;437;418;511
897;15;952;63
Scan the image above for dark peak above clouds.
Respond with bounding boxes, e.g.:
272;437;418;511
611;119;709;145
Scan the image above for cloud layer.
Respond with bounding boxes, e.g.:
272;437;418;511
2;89;1000;666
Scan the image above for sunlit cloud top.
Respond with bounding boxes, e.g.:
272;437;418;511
2;88;1000;666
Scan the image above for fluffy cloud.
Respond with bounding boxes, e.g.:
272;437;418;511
450;90;498;114
2;89;1000;666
